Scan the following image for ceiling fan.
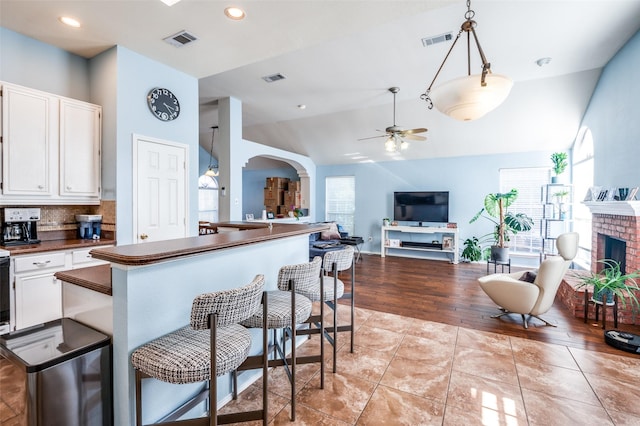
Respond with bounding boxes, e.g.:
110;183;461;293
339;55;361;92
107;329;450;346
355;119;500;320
358;87;428;152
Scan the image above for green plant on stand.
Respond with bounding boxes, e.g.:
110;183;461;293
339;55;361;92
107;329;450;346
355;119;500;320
550;152;568;183
576;260;640;309
469;189;534;262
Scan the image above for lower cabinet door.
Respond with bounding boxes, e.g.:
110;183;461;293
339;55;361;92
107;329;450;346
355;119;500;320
15;272;62;330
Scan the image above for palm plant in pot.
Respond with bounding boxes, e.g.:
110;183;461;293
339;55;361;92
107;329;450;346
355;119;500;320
576;259;640;309
470;189;534;262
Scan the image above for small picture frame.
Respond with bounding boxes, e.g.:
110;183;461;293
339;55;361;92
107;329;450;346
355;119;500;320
245;213;254;220
443;236;453;250
266;212;275;219
596;189;608;202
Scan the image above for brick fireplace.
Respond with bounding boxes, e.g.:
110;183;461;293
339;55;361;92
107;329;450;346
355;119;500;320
588;201;640;274
558;201;640;326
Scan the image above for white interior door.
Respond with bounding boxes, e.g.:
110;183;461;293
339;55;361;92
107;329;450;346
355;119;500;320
134;135;188;243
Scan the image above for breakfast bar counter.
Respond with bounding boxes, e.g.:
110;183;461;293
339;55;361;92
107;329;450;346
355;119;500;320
90;222;327;425
55;264;112;295
89;222;315;266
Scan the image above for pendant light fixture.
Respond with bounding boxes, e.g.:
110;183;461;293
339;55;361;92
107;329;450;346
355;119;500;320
205;126;219;177
420;0;512;121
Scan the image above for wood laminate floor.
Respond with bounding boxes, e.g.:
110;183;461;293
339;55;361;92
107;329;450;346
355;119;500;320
352;255;640;357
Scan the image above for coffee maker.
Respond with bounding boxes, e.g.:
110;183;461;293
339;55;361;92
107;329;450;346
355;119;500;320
1;208;41;246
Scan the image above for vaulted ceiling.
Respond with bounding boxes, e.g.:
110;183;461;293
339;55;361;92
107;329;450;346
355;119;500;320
3;1;640;165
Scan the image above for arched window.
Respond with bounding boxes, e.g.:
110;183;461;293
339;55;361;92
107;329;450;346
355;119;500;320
572;126;594;268
198;175;219;223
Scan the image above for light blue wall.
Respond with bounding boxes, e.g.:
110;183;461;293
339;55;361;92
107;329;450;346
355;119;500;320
582;29;640;187
317;151;552;254
112;46;199;244
89;48;118;200
0;27;90;100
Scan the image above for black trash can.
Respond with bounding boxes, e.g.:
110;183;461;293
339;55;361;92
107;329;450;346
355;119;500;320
0;318;112;425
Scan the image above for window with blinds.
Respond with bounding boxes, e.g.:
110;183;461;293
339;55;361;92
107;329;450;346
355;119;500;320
499;167;551;253
573;127;594;267
325;176;355;235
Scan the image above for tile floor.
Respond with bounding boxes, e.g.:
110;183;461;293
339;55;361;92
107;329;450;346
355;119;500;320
222;305;640;426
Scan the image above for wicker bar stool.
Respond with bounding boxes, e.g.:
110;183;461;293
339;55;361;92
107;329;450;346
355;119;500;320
131;275;268;426
238;256;323;421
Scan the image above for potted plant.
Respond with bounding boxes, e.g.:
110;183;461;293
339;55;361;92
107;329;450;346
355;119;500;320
469;189;534;262
461;237;483;262
382;218;390;227
550;152;568;183
576;259;640;309
553;189;570;219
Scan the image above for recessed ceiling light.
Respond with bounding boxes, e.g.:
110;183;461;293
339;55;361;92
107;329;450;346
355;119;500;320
59;16;81;28
160;0;181;5
224;7;246;20
297;104;306;110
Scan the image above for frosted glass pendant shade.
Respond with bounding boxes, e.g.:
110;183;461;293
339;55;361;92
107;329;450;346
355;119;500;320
430;74;513;121
205;167;219;177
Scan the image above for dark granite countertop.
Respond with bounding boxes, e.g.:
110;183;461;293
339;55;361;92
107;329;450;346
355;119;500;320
91;222;328;266
55;264;112;296
4;238;116;256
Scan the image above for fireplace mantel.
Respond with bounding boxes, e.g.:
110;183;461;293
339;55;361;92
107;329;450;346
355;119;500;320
583;201;640;216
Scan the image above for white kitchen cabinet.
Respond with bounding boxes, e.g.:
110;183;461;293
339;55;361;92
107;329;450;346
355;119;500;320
0;81;101;205
59;98;101;198
70;247;110;268
11;245;111;331
15;272;62;330
1;82;57;196
13;251;66;330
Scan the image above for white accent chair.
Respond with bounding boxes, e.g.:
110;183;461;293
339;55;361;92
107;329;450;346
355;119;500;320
478;232;579;328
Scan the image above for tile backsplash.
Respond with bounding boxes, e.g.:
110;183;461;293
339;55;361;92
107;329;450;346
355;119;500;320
1;201;116;237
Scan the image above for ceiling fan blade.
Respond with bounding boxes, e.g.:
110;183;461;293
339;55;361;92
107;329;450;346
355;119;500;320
403;134;427;141
357;135;388;141
400;127;428;135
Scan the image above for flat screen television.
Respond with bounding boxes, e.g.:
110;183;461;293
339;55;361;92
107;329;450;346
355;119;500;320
393;191;449;223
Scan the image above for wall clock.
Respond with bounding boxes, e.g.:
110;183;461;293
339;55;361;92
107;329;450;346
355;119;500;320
147;87;180;121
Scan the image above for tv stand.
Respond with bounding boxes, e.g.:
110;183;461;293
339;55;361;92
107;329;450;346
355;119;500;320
381;225;459;264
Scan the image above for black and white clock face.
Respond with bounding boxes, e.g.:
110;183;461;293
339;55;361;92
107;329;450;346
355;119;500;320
147;87;180;121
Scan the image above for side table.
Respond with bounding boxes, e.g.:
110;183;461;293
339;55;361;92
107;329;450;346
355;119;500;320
584;289;618;329
487;258;511;274
340;236;364;262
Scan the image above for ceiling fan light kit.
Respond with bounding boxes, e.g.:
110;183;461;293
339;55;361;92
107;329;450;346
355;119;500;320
359;87;428;153
421;0;512;121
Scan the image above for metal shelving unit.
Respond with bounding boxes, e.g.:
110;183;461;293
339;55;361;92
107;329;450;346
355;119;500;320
540;183;573;260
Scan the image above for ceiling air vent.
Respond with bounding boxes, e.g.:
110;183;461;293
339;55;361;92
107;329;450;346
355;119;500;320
421;32;453;47
163;30;198;47
262;73;286;83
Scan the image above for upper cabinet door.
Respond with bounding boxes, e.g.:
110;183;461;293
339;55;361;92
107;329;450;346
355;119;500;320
59;98;101;198
1;83;57;196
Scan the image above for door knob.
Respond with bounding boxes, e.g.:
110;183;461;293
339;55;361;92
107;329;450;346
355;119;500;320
140;233;148;240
